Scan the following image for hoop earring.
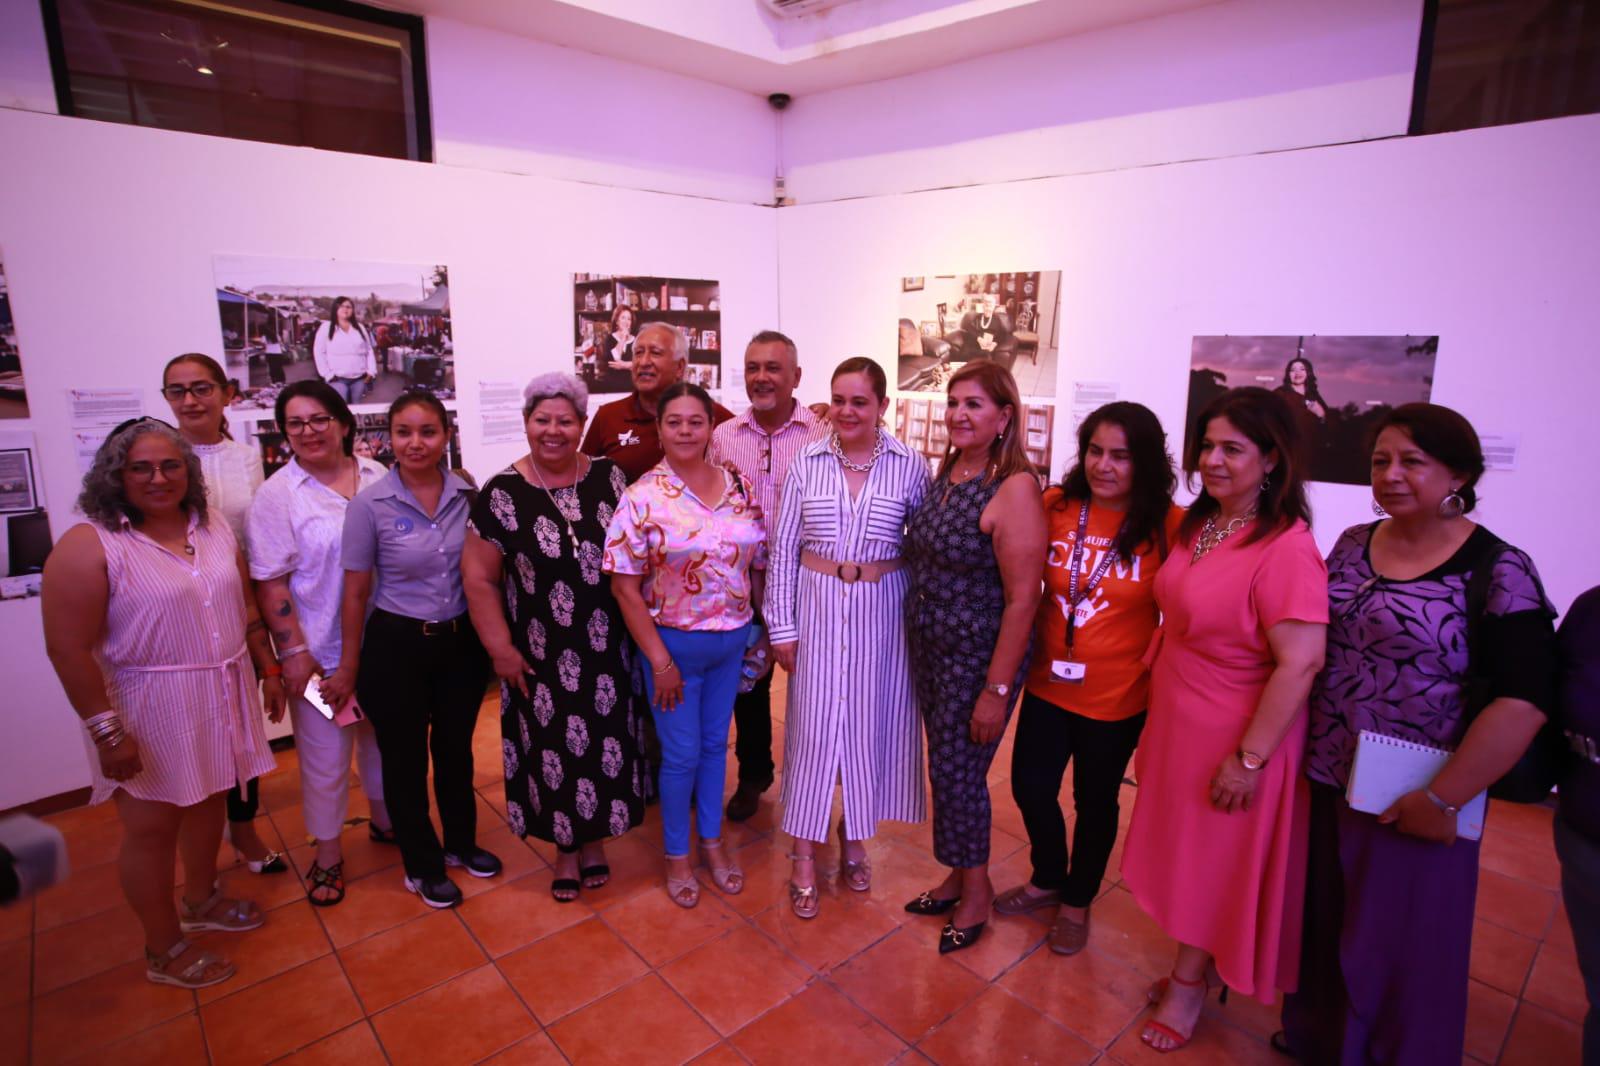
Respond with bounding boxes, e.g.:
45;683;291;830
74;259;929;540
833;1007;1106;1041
1438;491;1466;518
1371;498;1388;517
1260;476;1271;496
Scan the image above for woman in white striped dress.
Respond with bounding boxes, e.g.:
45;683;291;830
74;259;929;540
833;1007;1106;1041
768;358;930;919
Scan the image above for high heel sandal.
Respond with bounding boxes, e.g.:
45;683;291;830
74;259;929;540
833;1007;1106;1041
664;856;700;909
836;823;870;892
1142;966;1227;1053
701;839;744;895
233;847;287;875
787;853;820;920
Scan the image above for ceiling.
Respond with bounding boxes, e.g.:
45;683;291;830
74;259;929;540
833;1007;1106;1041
382;0;1222;96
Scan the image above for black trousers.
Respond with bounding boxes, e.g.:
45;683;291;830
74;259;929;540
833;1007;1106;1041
356;609;490;881
226;777;259;823
732;668;773;789
1009;691;1145;908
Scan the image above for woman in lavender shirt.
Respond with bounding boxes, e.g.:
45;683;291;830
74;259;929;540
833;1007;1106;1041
1279;404;1557;1066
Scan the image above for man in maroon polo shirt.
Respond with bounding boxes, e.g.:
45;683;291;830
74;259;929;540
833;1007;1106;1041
581;322;732;482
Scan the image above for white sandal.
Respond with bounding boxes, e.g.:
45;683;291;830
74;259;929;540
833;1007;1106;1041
145;938;235;989
179;885;265;933
701;839;744;895
787;853;819;920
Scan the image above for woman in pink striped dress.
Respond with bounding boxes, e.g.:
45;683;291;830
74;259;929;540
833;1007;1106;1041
42;419;282;990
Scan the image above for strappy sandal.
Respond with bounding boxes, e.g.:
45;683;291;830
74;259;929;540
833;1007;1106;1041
664;858;700;909
787;853;819;920
579;864;610;890
306;861;346;907
701;839;744;895
1141;970;1217;1053
994;883;1061;915
836;823;871;892
179;886;265;933
368;822;398;845
146;938;235;990
234;848;287;875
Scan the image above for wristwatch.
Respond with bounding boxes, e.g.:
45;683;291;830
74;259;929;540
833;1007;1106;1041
1424;787;1460;816
1237;749;1268;771
984;682;1011;698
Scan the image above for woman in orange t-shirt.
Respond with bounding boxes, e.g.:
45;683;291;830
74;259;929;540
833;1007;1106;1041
995;402;1182;956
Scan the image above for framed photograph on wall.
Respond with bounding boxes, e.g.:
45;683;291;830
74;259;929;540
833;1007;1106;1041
897;271;1063;402
0;446;38;513
571;274;724;401
902;277;925;292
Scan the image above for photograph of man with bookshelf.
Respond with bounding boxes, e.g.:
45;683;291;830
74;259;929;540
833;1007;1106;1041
572;274;723;398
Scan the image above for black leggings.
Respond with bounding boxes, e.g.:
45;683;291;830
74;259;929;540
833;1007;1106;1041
226;778;259;823
1009;691;1145;908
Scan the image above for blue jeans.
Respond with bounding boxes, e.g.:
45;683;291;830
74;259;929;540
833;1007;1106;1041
644;624;750;857
326;375;364;403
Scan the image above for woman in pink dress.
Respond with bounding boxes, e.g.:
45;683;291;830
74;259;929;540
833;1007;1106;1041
1121;387;1328;1052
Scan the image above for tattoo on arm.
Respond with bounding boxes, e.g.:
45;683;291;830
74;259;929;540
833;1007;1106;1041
275;600;292;617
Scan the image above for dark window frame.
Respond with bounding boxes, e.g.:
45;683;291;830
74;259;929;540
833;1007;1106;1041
37;0;434;162
1408;0;1442;135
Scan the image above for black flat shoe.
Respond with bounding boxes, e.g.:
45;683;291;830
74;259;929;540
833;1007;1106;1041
938;920;986;955
368;823;398;846
904;890;960;916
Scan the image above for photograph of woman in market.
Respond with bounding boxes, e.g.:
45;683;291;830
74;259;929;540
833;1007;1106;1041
312;296;376;406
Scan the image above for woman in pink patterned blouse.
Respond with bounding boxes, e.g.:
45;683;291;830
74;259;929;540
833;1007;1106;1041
604;382;767;909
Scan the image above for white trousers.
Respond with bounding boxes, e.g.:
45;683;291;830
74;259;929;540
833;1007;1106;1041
289;696;385;841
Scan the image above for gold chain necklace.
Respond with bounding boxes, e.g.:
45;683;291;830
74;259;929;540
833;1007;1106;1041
527;455;587;553
1192;506;1258;563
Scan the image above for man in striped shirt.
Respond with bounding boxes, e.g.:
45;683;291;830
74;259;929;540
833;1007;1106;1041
711;330;828;821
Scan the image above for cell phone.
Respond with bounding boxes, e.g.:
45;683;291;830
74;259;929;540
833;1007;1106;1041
304;675;365;727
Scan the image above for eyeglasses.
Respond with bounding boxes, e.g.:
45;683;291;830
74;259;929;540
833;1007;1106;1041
761;440;772;474
284;414;336;435
161;382;219;401
123;459;186;483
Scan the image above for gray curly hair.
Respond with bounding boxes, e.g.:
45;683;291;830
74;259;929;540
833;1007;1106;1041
522;372;589;419
76;418;209;528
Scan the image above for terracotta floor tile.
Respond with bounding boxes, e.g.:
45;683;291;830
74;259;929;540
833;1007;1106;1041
1475;868;1558;941
576;830;674;913
1077;886;1173;980
33;859;124;931
58;1010;207;1066
0;936;31;1005
602;882;739;967
267;803;313;849
660;926;811;1035
275;1021;388;1065
457;869;594;957
213;856;314;913
919;985;1097;1065
287;824;402;885
0;1002;26;1064
199;955;362;1065
1546;898;1578;958
497;914;648;1023
1500;1002;1584;1066
33;903;149;995
999;938;1150;1047
689;1042;751;1065
311;868;433;949
711;838;801;919
548;974;719;1066
831;928;986;1042
1523;943;1589;1024
848;839;950;922
42;799;120;836
255;766;304;810
1469;918;1539;996
895;906;1048;983
1465;979;1517;1063
730;981;905;1066
480;1031;570;1065
1106;1005;1280;1066
371;965;536;1066
339;909;485;1012
455;826;545;900
1480;819;1562;892
0;897;32;944
31;959;194;1065
753;893;902;973
191;901;331;1006
59;817;126;872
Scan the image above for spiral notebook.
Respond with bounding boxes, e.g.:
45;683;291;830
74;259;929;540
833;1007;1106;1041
1345;730;1486;841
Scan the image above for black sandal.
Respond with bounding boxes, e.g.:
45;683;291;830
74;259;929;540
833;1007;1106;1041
306;861;345;907
368;823;398;846
550;877;581;903
579;864;610;890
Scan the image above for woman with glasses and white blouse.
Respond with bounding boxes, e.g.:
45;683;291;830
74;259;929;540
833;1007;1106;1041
246;380;393;907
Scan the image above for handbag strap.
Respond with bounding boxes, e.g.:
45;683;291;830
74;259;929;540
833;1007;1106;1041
1461;531;1509;728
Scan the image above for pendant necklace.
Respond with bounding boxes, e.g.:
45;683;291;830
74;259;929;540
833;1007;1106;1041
1192;506;1258;563
829;430;883;473
528;455;586;553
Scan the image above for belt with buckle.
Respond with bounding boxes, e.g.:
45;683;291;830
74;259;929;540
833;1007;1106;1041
375;608;466;637
800;549;904;584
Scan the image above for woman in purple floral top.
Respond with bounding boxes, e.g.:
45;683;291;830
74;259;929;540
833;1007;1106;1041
1280;404;1557;1066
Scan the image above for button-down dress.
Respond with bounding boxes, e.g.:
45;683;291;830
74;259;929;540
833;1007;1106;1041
766;435;931;843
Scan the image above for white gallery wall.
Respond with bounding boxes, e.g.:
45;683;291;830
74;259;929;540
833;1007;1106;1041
0;107;779;810
777;112;1600;615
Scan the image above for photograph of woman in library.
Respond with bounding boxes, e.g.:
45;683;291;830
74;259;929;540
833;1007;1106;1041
896;272;1062;399
1186;335;1440;485
573;274;723;398
0;253;29;419
213;255;454;410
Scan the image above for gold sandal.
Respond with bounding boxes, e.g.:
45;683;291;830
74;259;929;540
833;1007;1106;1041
179;885;265;933
787;853;819;920
701;839;744;895
145;938;235;989
836;823;871;892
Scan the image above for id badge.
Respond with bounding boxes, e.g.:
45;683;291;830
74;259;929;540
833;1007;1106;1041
1051;660;1087;685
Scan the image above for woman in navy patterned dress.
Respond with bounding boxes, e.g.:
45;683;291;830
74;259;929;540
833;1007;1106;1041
902;362;1046;954
463;373;645;903
1279;404;1557;1065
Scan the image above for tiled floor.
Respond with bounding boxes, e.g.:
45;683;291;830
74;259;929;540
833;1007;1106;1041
5;679;1587;1065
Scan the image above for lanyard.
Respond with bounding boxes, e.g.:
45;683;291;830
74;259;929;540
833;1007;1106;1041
1065;501;1124;652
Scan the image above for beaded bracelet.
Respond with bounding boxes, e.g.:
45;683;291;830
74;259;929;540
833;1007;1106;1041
652;660;677;675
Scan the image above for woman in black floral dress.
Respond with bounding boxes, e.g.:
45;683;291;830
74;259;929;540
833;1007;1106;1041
463;372;645;902
903;362;1046;954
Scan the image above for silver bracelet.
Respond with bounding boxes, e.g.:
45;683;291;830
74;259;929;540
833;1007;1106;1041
1423;787;1459;816
277;643;309;660
652;660;677;675
83;710;121;731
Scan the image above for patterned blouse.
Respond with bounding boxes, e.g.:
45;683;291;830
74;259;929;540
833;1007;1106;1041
602;461;767;632
1305;522;1558;792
